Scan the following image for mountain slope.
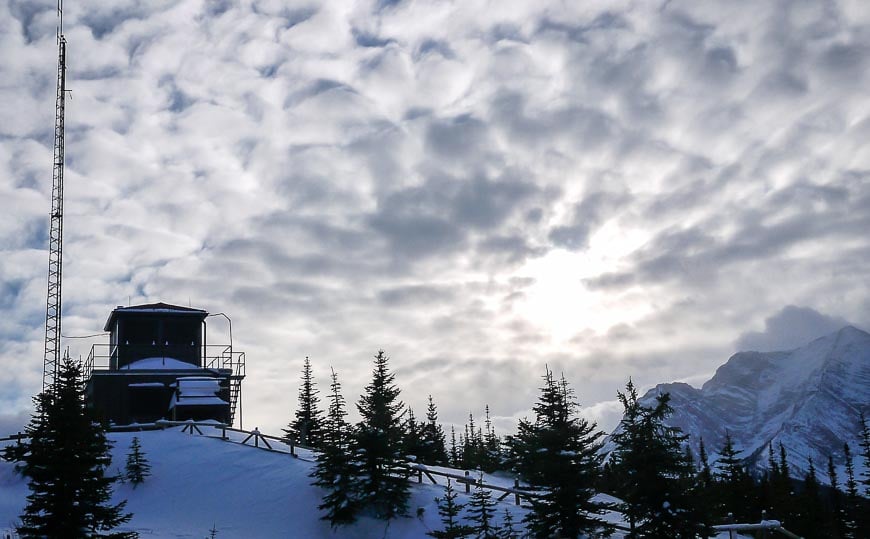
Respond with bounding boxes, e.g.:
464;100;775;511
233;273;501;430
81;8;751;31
628;326;870;477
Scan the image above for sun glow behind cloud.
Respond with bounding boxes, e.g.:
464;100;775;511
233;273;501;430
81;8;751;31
516;223;651;340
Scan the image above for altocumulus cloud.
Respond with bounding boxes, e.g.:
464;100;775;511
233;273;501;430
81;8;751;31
1;0;868;434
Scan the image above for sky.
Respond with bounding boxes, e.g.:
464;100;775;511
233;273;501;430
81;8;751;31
1;0;869;436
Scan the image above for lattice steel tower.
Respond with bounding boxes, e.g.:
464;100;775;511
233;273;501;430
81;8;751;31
43;1;68;391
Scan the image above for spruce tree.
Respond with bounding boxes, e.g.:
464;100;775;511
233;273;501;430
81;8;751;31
498;509;519;539
420;395;449;465
450;426;461;467
427;479;474;538
352;350;410;519
610;379;711;538
482;406;501;472
860;412;870;496
827;454;847;539
793;457;825;538
713;432;756;521
467;476;500;538
508;368;611;538
12;356;134;537
404;408;426;461
125;436;151;487
284;356;324;448
843;442;860;537
311;368;358;526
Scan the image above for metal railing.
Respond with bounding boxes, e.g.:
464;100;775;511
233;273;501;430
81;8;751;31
84;344;243;378
83;344;246;427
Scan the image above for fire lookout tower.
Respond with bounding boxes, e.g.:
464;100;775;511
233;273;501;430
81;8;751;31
83;302;245;426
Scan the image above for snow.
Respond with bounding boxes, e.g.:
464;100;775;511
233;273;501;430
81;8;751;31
127;382;165;388
0;426;633;538
121;357;199;370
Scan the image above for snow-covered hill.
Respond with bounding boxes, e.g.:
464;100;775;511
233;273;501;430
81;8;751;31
1;426;633;538
621;326;870;477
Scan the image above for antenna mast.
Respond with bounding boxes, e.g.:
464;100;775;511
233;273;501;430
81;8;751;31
43;0;68;391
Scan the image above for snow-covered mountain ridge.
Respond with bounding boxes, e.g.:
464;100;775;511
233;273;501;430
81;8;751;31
625;326;870;477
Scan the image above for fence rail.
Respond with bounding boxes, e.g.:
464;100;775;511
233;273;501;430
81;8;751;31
0;423;796;537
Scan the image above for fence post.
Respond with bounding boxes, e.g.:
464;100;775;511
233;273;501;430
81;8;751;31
464;471;471;494
221;425;227;440
17;432;22;446
290;437;295;457
727;513;734;539
418;469;423;484
514;479;520;506
253;428;259;448
761;510;767;539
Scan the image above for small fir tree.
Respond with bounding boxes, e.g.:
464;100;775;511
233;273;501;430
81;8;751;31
467;476;500;538
713;432;756;521
793;457;826;537
352;350;410;519
860;412;870;496
428;479;474;539
311;368;358;526
827;454;847;538
610;378;712;538
498;509;519;539
507;369;611;537
125;436;151;487
843;442;860;536
420;395;449;465
284;356;324;448
10;355;134;537
450;426;461;467
403;408;426;461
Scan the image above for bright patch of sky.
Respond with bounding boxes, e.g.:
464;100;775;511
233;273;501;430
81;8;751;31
1;0;868;435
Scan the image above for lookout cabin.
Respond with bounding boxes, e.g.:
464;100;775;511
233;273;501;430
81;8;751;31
83;303;245;426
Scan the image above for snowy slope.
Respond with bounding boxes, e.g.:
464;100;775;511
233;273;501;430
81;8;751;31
618;326;870;478
1;426;628;538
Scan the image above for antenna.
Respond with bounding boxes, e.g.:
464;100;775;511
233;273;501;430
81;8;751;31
42;0;68;392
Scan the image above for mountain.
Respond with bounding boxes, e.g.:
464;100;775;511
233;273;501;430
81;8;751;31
619;326;870;478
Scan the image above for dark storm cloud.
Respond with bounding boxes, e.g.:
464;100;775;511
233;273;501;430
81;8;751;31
367;172;541;259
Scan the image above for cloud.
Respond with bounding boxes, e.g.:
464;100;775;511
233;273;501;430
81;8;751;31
734;305;850;353
1;0;868;435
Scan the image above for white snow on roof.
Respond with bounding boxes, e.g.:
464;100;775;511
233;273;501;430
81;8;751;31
121;357;199;370
169;395;228;408
127;382;165;388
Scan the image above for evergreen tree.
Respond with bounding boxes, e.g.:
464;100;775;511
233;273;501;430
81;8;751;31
772;442;797;526
404;408;426;461
793;457;826;538
482;405;501;472
311;368;358;526
352;350;410;519
283;356;325;448
11;356;134;537
507;368;611;538
843;442;860;537
125;436;151;487
427;479;474;539
713;432;756;521
860;412;870;496
467;476;500;538
498;509;520;539
610;379;711;538
827;454;847;539
450;426;461;467
420;395;449;465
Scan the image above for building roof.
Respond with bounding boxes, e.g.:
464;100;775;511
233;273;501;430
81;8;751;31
104;302;209;330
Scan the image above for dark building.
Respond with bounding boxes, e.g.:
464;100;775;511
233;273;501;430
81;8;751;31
84;303;245;426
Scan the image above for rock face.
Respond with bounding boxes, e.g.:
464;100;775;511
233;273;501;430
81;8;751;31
614;326;870;477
